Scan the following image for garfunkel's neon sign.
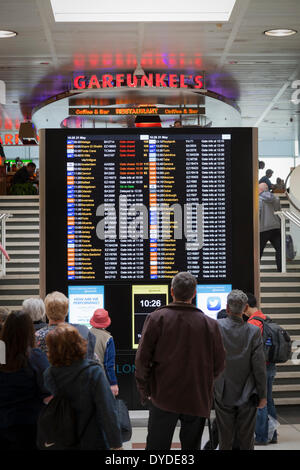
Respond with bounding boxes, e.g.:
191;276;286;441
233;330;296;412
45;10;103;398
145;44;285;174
73;73;204;90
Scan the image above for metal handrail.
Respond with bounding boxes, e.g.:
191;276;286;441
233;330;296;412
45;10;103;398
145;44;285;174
275;209;300;273
0;212;12;278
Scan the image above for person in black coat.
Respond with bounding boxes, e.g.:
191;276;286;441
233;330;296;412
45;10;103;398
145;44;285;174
43;324;122;450
0;311;50;450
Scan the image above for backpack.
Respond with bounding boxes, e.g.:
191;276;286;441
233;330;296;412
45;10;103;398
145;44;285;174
286;234;296;261
37;394;79;450
252;316;292;364
37;365;93;450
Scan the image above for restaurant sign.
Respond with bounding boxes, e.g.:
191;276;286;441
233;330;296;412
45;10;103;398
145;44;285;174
73;73;204;90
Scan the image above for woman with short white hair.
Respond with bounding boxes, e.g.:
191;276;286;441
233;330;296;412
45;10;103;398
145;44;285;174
22;298;47;332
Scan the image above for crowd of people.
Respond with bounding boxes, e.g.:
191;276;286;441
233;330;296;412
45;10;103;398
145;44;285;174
0;272;277;451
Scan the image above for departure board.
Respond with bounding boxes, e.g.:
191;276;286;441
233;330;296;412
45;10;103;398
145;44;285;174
41;127;258;351
65;132;231;283
41;127;258;408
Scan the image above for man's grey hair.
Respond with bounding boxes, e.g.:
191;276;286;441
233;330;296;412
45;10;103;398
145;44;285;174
22;298;46;323
227;290;248;315
171;271;197;301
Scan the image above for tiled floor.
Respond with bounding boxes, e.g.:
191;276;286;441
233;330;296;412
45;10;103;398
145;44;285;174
124;407;300;450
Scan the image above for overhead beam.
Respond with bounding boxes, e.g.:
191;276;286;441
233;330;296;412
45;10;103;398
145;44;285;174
217;0;252;69
35;0;59;68
254;65;300;127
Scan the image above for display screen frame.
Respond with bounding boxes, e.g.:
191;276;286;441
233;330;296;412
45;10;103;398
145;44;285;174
39;126;258;352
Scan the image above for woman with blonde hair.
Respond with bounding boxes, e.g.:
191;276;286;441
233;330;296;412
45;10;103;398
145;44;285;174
35;291;95;359
42;324;122;450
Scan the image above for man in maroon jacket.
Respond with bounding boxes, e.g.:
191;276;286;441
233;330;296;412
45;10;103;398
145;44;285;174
135;272;226;450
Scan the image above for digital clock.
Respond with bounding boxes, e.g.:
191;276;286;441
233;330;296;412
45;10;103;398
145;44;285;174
132;285;169;349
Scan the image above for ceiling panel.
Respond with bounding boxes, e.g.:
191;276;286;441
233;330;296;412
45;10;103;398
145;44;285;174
0;0;299;141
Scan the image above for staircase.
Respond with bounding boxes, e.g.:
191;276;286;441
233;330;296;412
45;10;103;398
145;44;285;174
0;195;40;311
260;193;300;405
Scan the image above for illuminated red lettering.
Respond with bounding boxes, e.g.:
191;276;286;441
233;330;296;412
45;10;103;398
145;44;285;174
141;74;153;87
179;75;187;88
127;74;138;87
15;134;19;145
5;134;13;145
194;75;203;89
73;75;86;89
155;74;167;87
102;75;113;88
168;74;178;88
88;75;101;88
116;74;125;87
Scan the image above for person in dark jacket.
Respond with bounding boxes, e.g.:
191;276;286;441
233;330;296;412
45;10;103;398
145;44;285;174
11;161;36;185
135;271;226;450
214;290;267;450
0;311;50;450
259;183;282;272
44;324;122;450
36;291;96;359
259;169;274;191
22;297;47;331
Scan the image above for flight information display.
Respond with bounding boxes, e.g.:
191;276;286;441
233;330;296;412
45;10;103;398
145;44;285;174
65;132;232;283
42;127;258;408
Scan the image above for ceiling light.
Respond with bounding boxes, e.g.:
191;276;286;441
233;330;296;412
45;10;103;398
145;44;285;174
264;29;297;37
0;30;17;38
50;0;237;22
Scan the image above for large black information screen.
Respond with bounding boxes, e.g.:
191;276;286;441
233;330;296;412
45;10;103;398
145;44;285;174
41;127;257;407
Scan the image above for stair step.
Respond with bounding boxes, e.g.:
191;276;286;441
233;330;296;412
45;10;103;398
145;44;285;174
276;372;300;379
269;314;300;319
6;267;40;272
0;294;40;300
7;218;39;223
6;226;39;230
1;210;39;214
6;233;39;238
277;360;299;366
7;259;39;264
0;202;39;207
261;292;300;297
0;274;39;279
273;385;300;392
260;272;300;277
261;282;300;287
274;398;300;405
261;303;300;308
6;242;40;246
8;250;39;255
0;284;39;290
0;196;39;199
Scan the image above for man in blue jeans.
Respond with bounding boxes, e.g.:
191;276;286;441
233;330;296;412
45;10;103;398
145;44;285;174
245;293;278;445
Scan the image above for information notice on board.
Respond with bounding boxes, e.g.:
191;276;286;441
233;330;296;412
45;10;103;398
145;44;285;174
132;284;169;349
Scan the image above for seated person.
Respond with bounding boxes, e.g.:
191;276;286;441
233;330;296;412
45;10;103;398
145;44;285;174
273;178;285;193
11;162;36;185
10;162;38;194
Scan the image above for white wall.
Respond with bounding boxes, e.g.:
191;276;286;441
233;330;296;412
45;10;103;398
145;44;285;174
258;157;298;184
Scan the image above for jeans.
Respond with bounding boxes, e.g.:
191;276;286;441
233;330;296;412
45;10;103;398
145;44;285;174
260;229;282;272
255;363;277;443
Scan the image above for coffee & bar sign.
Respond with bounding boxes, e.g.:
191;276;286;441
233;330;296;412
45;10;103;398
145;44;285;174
73;73;205;90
